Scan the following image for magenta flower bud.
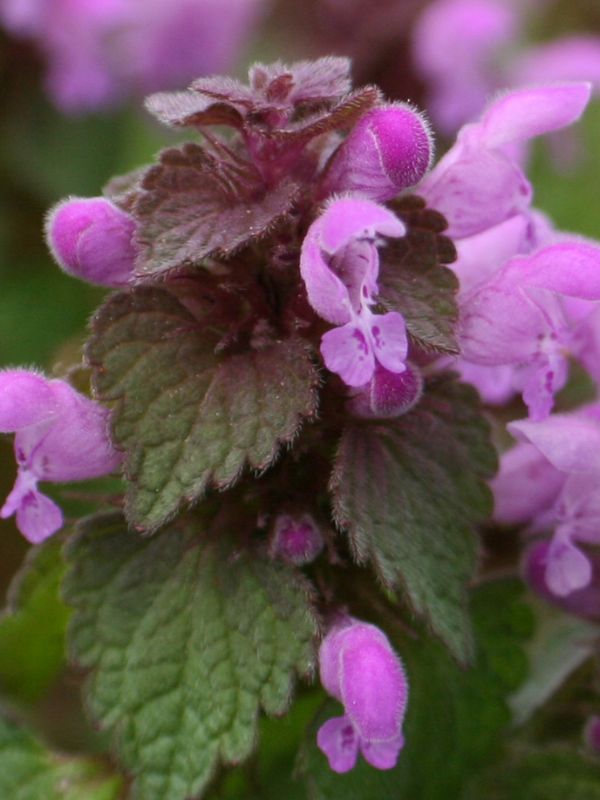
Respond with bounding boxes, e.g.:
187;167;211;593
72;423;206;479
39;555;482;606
585;716;600;752
45;197;136;287
322;104;433;202
347;363;423;419
268;513;324;565
0;369;122;543
317;618;408;773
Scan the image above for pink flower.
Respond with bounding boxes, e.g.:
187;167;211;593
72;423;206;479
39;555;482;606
493;406;600;598
320;104;433;202
0;370;121;543
46;197;136;287
413;0;518;135
413;0;600;138
300;197;408;387
347;363;423;419
0;0;265;113
317;618;408;773
420;83;591;239
459;241;600;419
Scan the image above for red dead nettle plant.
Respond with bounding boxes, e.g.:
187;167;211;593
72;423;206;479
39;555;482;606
3;57;600;798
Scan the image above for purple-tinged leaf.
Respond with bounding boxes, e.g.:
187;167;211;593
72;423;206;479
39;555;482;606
87;287;320;531
330;373;497;662
133;142;300;276
378;196;459;353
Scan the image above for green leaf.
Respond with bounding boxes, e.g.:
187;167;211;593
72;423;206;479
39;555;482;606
509;602;598;727
0;715;122;800
0;537;70;703
379;195;459;354
133;143;299;276
464;747;600;800
330;373;497;662
300;580;532;800
87;287;319;531
63;512;318;800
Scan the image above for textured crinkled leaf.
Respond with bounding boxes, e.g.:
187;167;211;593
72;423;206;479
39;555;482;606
133;142;299;276
87;287;319;531
0;537;70;703
300;581;532;799
145;90;247;129
379;195;459;354
269;87;381;145
509;602;598;727
464;747;600;799
146;81;379;148
103;166;147;213
330;373;497;662
63;512;318;800
0;715;122;800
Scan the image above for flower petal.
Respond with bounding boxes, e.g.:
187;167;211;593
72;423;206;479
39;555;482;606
25;380;121;482
479;83;592;150
318;197;405;255
508;413;600;473
545;535;592;597
360;732;405;770
14;488;63;545
299;221;353;325
368;311;408;374
317;716;360;774
0;370;58;432
321;322;376;387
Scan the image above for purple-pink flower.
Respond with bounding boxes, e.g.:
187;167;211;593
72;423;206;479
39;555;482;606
268;513;324;566
347;362;423;419
300;196;408;387
459;241;600;419
413;0;518;135
46;197;136;287
0;370;121;543
317;618;408;773
320;104;433;202
0;0;265;113
420;83;591;239
413;0;600;137
492;406;600;597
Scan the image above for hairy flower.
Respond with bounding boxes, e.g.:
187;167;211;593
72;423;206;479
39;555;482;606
320;104;433;202
317;618;408;772
0;370;121;543
268;513;324;565
46;197;136;286
300;196;408;386
347;362;423;419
